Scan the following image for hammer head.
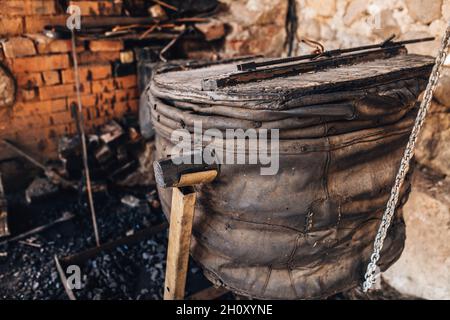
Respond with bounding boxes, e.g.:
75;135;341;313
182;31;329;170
153;153;220;188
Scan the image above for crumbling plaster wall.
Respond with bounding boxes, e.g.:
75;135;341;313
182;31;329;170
221;0;450;299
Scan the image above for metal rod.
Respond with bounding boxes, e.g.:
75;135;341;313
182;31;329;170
0;212;75;246
71;30;101;247
237;36;435;71
2;139;47;171
2;139;77;190
61;222;168;266
159;27;186;62
152;0;178;12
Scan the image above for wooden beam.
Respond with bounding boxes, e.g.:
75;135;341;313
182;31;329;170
164;186;196;300
0;212;74;246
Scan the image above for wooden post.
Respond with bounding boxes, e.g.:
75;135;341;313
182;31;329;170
154;155;219;300
164;186;196;300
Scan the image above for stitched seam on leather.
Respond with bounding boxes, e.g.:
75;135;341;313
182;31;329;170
261;266;272;297
288;268;300;299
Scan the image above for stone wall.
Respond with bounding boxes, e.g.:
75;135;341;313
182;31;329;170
217;0;288;57
220;0;450;299
294;0;448;56
293;0;450;300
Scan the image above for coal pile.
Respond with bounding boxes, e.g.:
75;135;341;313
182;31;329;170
0;186;210;300
0;109;222;300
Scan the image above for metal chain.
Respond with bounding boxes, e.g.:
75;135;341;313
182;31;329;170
363;23;450;292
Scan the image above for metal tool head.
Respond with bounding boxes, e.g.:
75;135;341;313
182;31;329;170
153;152;220;188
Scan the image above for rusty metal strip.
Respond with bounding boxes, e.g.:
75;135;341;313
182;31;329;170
54;255;77;300
0;173;9;238
71;30;101;247
1;139;77;190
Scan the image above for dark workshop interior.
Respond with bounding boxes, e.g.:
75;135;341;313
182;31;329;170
0;0;449;301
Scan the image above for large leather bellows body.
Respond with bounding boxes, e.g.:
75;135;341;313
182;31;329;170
146;54;434;299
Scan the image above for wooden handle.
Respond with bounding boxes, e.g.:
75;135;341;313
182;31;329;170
164;187;196;300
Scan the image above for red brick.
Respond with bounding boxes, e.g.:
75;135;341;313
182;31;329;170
61;64;111;83
83;106;104;121
113;99;139;116
45;124;73;138
12;54;70;73
27;0;56;15
16;72;43;89
77;51;120;64
44;99;69;114
42;71;61;85
91;79;116;93
24;15;67;34
0;0;26;15
48;111;74;126
39;83;90;101
2;37;36;58
69;0;122;16
0;0;56;15
93;91;114;104
37;40;84;54
67;94;98;109
13;99;67;117
94;88;139;105
116;88;139;101
115;75;137;89
90;75;137;94
0;17;24;36
19;88;38;102
89;40;124;52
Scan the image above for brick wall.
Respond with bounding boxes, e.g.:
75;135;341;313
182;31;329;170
0;0;138;162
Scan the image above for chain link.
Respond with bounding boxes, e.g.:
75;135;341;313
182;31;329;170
363;23;450;292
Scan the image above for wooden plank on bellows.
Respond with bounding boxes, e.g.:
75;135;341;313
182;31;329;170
201;46;407;90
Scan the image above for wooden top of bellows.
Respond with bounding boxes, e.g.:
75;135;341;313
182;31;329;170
150;53;434;108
